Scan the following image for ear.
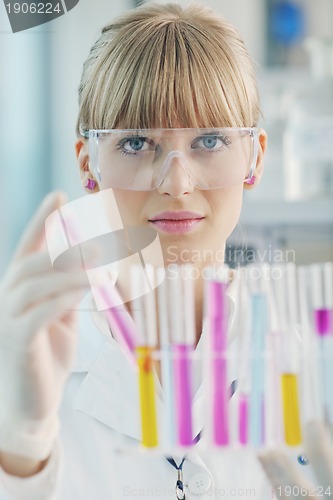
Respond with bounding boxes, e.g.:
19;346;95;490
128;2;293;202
75;138;99;193
243;128;267;190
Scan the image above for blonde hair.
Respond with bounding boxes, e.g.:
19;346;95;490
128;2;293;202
76;3;260;134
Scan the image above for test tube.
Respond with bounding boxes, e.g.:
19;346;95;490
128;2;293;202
157;267;176;448
260;264;283;446
131;265;158;448
59;209;137;362
311;263;333;426
249;292;267;447
275;263;302;446
234;268;251;446
169;265;195;447
298;266;323;422
205;270;229;446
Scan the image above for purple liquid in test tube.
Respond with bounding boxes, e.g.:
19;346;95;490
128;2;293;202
174;344;193;446
315;309;332;336
208;279;229;446
239;395;248;445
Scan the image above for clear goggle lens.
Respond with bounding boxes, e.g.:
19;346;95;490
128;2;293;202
85;128;259;191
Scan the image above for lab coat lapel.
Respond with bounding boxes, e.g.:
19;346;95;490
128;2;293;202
72;294;142;441
73;339;142;441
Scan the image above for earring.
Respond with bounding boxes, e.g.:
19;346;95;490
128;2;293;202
85;179;96;190
245;175;256;185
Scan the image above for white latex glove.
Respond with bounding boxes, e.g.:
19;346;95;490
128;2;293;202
258;421;333;500
0;192;93;461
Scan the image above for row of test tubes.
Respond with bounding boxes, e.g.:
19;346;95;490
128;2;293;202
123;262;333;452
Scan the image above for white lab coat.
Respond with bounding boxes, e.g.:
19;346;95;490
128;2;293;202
0;282;310;500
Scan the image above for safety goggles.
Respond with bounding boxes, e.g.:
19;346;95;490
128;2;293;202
83;127;259;191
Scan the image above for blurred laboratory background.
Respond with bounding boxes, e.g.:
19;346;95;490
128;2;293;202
0;0;333;273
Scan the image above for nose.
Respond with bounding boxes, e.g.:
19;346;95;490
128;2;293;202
156;153;195;198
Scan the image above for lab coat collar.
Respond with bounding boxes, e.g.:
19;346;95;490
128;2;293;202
72;275;239;442
72;293;142;440
73;338;142;440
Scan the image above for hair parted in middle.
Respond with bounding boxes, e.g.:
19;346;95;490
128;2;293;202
76;2;260;134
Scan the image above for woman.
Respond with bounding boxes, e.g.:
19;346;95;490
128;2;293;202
0;3;324;499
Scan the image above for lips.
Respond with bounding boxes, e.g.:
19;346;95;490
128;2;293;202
149;211;204;234
149;211;204;221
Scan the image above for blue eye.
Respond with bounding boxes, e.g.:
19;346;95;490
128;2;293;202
202;136;218;149
129;138;145;151
192;134;231;151
116;136;152;156
126;137;147;151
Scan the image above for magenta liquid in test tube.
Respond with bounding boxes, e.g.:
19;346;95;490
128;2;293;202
169;265;195;447
94;285;137;356
206;278;229;446
239;395;248;445
174;344;193;445
315;310;331;335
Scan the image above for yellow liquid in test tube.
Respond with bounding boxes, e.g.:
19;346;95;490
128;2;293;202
136;346;158;448
281;374;302;446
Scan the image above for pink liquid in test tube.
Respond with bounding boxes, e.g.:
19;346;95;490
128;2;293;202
174;344;193;446
315;309;332;336
208;280;229;446
239;395;248;445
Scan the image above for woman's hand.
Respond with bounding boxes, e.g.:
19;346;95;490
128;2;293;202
0;192;92;469
258;421;333;500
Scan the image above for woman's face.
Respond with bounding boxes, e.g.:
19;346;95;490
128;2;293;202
76;130;266;268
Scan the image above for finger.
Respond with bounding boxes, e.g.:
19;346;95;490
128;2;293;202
20;288;87;343
47;315;79;368
10;271;90;316
258;448;315;500
13;191;67;261
3;241;100;291
304;421;333;499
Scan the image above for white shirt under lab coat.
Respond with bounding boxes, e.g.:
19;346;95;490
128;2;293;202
0;281;309;500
